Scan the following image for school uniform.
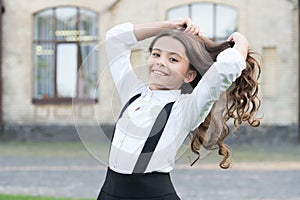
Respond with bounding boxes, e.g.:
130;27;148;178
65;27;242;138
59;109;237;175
97;22;246;200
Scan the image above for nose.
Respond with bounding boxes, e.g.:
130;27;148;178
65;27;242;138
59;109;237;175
156;57;166;67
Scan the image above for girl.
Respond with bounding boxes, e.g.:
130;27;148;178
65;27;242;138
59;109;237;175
98;18;261;200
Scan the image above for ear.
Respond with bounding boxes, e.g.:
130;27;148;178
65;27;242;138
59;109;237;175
184;70;197;83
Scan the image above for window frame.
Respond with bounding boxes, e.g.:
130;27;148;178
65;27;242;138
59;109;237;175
32;6;98;104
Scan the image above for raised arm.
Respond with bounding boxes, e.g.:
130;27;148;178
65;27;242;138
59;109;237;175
106;22;142;104
133;17;201;41
182;33;248;131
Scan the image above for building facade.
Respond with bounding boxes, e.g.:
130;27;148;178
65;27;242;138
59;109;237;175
0;0;299;136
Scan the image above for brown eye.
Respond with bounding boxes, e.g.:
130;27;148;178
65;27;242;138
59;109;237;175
152;52;160;57
169;57;178;62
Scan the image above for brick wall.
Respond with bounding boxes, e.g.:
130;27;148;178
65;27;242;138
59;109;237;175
1;0;298;127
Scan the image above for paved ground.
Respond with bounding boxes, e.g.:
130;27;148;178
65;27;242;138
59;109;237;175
0;153;300;200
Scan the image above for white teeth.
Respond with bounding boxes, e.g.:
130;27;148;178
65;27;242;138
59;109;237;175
153;70;167;76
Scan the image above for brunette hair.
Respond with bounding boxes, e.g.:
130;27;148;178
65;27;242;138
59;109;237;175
149;30;261;169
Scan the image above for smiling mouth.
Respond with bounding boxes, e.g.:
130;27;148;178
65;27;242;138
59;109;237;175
151;70;169;76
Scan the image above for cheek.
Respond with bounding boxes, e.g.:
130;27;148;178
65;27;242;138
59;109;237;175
147;58;155;68
174;64;190;76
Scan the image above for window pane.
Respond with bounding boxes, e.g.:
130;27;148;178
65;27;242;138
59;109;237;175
78;9;98;98
78;42;98;98
33;43;55;99
167;5;189;19
191;3;214;38
55;7;77;41
79;9;98;40
34;9;53;40
56;43;77;97
216;5;237;40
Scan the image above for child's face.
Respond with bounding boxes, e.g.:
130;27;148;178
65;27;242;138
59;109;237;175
147;36;196;90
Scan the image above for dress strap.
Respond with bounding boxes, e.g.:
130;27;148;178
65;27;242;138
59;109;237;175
133;101;175;174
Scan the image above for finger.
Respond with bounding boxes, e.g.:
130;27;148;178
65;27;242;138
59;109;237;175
185;23;197;34
194;25;202;36
198;30;203;37
184;17;192;25
227;34;234;42
193;25;200;35
185;25;193;33
184;23;193;33
183;17;193;32
227;32;239;41
191;26;199;35
191;23;200;35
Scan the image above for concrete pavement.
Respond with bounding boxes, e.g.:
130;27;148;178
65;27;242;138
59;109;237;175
0;154;300;200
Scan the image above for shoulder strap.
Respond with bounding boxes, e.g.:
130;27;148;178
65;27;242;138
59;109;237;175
106;93;141;142
133;101;175;174
118;93;141;120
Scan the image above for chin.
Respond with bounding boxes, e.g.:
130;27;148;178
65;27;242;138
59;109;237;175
149;82;176;90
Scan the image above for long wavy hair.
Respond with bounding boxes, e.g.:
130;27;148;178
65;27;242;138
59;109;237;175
149;30;261;169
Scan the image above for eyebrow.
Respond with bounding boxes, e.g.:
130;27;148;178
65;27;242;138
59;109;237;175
151;48;183;59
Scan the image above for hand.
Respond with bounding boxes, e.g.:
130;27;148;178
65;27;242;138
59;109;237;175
227;32;249;59
227;32;248;46
170;17;201;36
134;18;201;41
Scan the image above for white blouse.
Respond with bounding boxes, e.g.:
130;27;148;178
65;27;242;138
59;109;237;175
106;22;246;174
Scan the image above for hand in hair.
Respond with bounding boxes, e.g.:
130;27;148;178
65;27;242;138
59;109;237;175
134;17;200;41
227;32;249;59
169;17;201;36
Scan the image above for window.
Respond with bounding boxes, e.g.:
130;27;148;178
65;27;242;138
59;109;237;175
33;7;98;104
167;3;237;41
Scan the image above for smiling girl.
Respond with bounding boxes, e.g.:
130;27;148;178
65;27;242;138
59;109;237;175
98;18;261;200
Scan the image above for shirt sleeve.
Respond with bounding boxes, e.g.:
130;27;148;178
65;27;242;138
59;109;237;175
106;22;145;104
180;48;246;131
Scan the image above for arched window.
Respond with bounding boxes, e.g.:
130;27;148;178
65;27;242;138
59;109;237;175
167;3;237;41
33;7;98;103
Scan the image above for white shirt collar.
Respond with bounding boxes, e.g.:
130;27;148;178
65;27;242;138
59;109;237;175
141;86;181;102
